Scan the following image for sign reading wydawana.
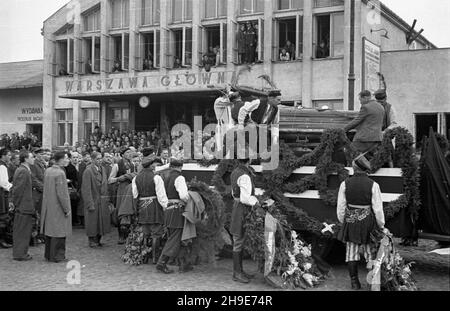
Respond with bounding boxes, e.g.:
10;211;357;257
362;37;381;94
63;70;235;95
17;107;43;122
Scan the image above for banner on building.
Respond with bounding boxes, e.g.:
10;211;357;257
362;37;381;94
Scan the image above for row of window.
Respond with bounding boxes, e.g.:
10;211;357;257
57;108;130;146
54;11;344;75
79;0;343;33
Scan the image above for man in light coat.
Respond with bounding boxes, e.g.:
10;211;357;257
82;152;111;248
40;151;72;263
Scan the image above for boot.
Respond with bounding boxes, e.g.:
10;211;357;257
96;235;103;247
348;261;361;290
239;252;255;279
152;237;160;265
156;255;174;274
89;237;99;248
232;252;249;283
118;227;126;245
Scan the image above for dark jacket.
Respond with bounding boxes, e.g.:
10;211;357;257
344;100;385;142
65;163;79;190
12;165;34;215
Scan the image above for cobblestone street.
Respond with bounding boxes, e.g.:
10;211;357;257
0;229;448;291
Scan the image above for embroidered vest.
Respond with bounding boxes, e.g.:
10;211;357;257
345;173;374;206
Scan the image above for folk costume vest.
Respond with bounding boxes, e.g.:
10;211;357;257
163;170;184;229
135;168;163;225
230;165;255;237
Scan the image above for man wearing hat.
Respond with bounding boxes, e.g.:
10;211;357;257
336;155;385;290
156;158;191;274
344;90;385;155
132;147;168;264
374;89;398;132
30;148;47;245
109;147;137;244
214;90;235;154
229;147;261;284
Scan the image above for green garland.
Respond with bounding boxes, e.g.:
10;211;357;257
211;127;421;237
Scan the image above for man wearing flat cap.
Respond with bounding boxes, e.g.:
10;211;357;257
374;89;398;132
132;147;168;264
336;155;385;290
156;158;191;274
344;90;385;156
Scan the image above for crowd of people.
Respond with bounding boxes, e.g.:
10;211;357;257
0;132;41;151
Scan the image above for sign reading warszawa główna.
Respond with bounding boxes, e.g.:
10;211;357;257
63;70;236;95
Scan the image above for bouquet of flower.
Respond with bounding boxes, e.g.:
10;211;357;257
281;231;323;289
121;225;152;266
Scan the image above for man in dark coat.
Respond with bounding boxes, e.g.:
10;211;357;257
30;148;46;244
156;159;190;274
81;152;111;248
132;148;168;264
336;155;386;290
40;152;72;263
0;148;13;248
230;153;261;284
12;151;35;261
66;152;80;226
76;152;92;226
344;90;385;155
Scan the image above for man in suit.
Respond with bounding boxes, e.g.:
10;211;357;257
66;152;80;226
344;90;385;155
30;148;47;245
12;151;35;261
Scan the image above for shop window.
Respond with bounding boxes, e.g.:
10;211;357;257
273;16;303;61
57;109;73;146
165;27;192;68
82;36;101;74
198;24;227;67
239;0;264;15
314;12;344;59
111;107;129;132
111;33;129;72
234;19;264;64
313;0;344;8
141;0;160;25
172;0;193;23
137;30;160;70
111;0;129;29
205;0;227;19
276;0;303;11
83;109;100;141
415;113;438;149
83;7;101;32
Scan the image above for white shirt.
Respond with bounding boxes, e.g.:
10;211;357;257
131;174;168;209
337;180;385;228
214;96;233;127
238;99;261;125
0;164;12;192
236;174;258;206
174;175;190;202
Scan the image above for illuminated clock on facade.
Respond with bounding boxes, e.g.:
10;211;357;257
139;96;150;108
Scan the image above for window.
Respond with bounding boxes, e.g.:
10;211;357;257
198;25;227;66
137;30;161;70
314;12;344;58
84;7;101;32
273;16;303;61
142;0;160;25
205;0;227;19
234;19;264;64
111;0;129;29
276;0;303;10
239;0;264;15
111;107;129;132
313;0;344;8
82;36;101;74
111;33;129;71
313;100;344;110
83;109;100;141
56;39;75;75
56;109;73;146
166;27;192;68
172;0;192;23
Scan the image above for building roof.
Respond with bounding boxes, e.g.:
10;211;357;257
0;60;44;90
